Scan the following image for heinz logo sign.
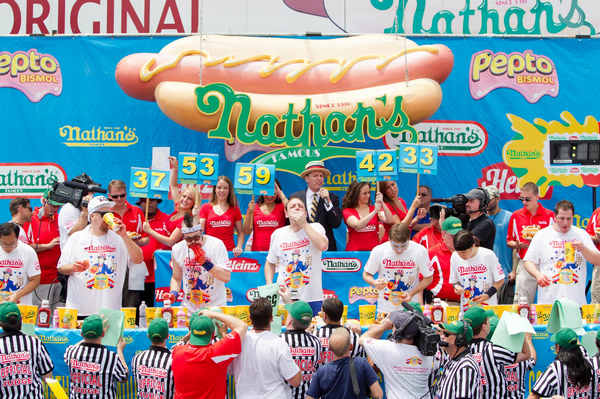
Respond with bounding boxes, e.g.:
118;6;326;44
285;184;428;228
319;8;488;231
230;258;260;273
322;258;361;272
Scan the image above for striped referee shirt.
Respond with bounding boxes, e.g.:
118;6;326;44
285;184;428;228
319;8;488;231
282;329;322;399
132;346;174;399
64;342;128;398
532;357;594;399
433;348;481;399
314;325;365;364
504;358;535;399
469;338;517;398
0;331;53;399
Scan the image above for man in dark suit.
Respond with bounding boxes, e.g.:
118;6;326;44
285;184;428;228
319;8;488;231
291;161;342;251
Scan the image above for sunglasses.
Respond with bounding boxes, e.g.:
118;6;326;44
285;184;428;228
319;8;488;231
519;197;532;202
110;194;127;199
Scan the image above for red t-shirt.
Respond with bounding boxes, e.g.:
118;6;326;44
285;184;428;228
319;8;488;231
139;209;171;283
28;207;60;284
587;207;600;250
381;198;408;242
113;202;144;234
167;211;184;234
427;242;460;302
252;202;286;251
343;206;380;251
507;205;554;259
412;225;442;250
172;331;241;399
199;203;242;250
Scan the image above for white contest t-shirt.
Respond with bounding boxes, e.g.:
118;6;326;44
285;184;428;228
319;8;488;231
266;223;326;302
0;241;41;305
171;234;230;311
231;330;299;399
58;226;130;316
362;339;433;399
364;241;432;313
58;203;81;251
524;225;598;305
450;247;505;311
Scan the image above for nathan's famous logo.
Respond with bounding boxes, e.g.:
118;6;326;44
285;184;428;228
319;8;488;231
322;258;361;273
384;121;488;156
478;162;553;201
348;286;379;305
59;125;138;147
470;50;558;103
246;287;260;302
503;111;600;196
405;356;423;366
284;0;595;36
0;163;66;199
0;49;62;102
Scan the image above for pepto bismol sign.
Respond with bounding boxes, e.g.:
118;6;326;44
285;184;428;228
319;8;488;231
0;163;67;199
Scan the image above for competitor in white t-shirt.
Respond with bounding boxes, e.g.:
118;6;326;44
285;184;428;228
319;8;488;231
57;196;143;316
169;214;231;310
523;200;600;306
363;223;433;314
265;196;328;315
449;230;505;311
0;223;41;305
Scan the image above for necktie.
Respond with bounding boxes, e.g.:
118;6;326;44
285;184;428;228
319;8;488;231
310;193;319;222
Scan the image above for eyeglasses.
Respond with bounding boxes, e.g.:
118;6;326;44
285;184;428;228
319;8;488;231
184;234;203;244
519;197;532;202
110;193;127;199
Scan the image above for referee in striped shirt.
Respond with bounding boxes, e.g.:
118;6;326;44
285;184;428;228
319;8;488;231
434;320;481;399
282;301;322;399
132;318;174;399
464;306;531;399
314;297;364;363
0;302;53;399
64;314;128;399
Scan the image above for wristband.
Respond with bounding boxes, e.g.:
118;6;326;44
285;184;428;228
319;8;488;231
202;260;214;272
485;287;497;297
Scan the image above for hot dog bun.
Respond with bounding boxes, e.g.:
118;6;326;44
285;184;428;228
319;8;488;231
116;34;453;101
155;78;442;133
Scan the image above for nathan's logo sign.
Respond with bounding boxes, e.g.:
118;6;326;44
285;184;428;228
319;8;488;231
59;125;138;147
478;162;553;200
0;163;66;199
384;121;487;156
348;286;379;305
322;258;361;272
470;50;559;103
0;49;62;102
246;288;260;302
230;258;260;273
286;0;596;36
503;111;600;196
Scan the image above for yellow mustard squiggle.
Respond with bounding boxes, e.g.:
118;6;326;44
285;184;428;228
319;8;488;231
139;45;440;84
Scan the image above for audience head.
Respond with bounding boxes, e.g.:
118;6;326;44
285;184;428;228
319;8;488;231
250;297;273;330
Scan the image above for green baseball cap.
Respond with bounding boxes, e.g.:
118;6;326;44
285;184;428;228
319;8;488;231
285;301;313;328
0;302;21;323
148;318;169;342
441;216;463;235
464;306;496;329
82;314;104;339
189;313;214;346
551;328;579;350
43;189;66;206
441;320;473;344
486;315;499;340
405;302;424;315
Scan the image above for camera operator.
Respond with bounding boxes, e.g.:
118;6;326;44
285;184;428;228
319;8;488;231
359;310;434;399
464;188;495;250
434;320;481;399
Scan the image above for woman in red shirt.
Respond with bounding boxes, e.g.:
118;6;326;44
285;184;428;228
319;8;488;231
379;180;409;242
242;181;287;251
342;181;391;251
199;176;245;255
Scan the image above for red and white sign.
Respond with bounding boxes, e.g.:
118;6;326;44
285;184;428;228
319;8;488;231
477;162;552;200
230;258;260;273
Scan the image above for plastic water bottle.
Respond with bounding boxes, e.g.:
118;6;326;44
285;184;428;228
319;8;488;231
139;301;147;328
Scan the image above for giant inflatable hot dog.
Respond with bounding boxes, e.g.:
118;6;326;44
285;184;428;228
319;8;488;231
115;34;453;138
